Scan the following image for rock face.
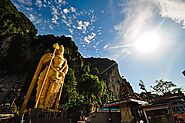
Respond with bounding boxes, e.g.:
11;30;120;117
0;0;37;35
85;58;133;99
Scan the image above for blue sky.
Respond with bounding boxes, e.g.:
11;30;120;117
11;0;185;93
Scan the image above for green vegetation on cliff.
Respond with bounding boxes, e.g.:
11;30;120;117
0;0;37;35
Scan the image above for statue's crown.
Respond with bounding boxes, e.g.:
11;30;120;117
53;43;60;50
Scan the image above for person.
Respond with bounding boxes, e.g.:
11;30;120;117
35;44;68;110
139;119;144;123
178;116;185;123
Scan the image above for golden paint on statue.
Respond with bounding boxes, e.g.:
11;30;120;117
35;44;68;110
20;43;68;113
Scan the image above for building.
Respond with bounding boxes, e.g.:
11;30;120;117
103;92;185;123
142;93;185;123
103;98;148;123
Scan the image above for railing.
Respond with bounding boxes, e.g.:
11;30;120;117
22;109;78;123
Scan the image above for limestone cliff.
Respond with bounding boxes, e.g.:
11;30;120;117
0;0;37;35
85;58;133;100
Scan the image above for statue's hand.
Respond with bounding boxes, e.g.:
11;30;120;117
54;80;58;83
51;74;59;82
59;72;65;77
41;53;53;64
53;43;60;50
51;78;59;84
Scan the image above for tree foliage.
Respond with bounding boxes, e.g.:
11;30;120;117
78;73;106;103
0;0;37;36
60;67;107;117
75;73;106;115
139;80;147;92
150;79;177;95
61;68;79;105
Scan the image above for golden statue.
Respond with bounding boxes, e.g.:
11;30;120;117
20;43;68;113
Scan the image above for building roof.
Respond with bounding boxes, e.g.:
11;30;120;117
103;98;148;108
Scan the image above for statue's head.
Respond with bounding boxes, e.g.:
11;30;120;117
55;45;64;56
53;45;65;67
59;45;64;53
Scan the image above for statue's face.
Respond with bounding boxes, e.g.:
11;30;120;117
53;55;64;68
55;45;64;55
53;45;65;68
60;45;64;53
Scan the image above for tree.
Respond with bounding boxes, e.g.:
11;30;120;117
77;73;106;113
61;68;79;105
139;80;147;92
78;74;106;102
150;79;177;95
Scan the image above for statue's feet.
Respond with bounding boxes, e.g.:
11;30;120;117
38;105;44;109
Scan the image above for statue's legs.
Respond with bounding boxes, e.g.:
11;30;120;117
36;69;50;109
36;82;43;108
48;93;57;108
39;78;50;109
48;82;63;109
36;69;47;99
44;82;56;109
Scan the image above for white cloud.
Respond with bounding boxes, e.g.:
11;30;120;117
77;21;83;30
52;7;59;15
62;14;67;20
35;19;42;24
63;8;70;14
116;0;185;45
107;0;161;61
109;0;185;61
69;29;73;33
63;7;76;14
36;0;42;7
15;0;100;51
104;44;109;49
49;25;54;29
71;7;76;13
28;14;36;22
12;3;21;9
115;0;158;44
77;21;90;32
84;21;90;27
159;0;185;26
18;0;32;6
52;15;58;24
58;0;67;5
90;15;96;23
83;32;96;44
65;35;73;39
25;7;32;11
